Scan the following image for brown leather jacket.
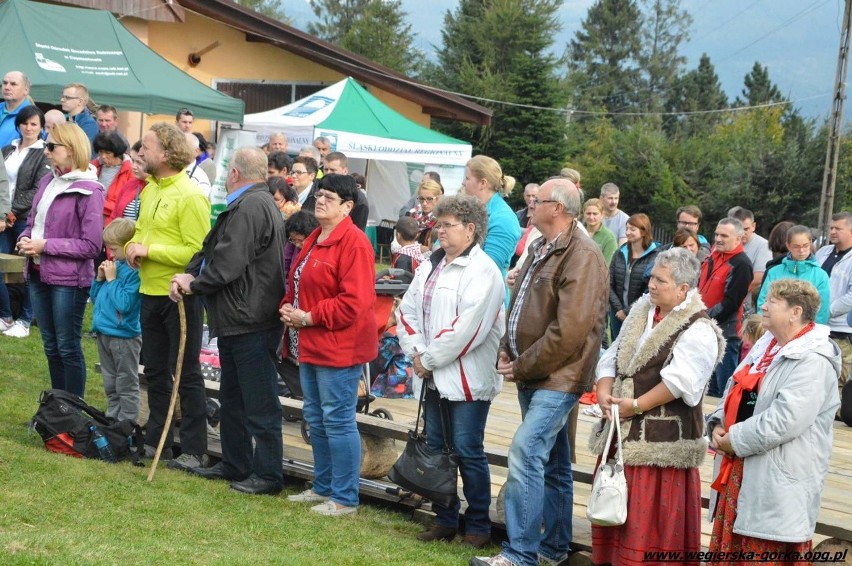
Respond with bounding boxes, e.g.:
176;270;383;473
502;221;609;393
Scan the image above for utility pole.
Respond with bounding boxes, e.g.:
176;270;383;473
818;0;852;241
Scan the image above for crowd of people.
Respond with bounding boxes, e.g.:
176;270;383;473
1;68;848;565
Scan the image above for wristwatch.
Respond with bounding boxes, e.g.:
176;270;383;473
301;312;308;327
632;398;643;415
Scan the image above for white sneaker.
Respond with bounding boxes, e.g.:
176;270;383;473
287;489;330;503
310;500;357;516
3;321;30;338
0;318;13;332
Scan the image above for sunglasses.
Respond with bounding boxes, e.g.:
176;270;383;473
45;142;66;152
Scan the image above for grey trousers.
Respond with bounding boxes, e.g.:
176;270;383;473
97;333;142;422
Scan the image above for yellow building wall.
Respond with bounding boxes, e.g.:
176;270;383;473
119;11;431;143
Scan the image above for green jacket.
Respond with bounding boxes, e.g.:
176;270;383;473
589;224;617;264
131;172;210;296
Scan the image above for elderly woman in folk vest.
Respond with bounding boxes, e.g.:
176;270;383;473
591;248;725;565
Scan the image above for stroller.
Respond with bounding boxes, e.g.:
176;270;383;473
279;269;412;444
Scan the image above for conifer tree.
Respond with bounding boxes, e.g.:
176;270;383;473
431;0;568;186
565;0;643;114
736;62;784;106
638;0;692;113
235;0;288;22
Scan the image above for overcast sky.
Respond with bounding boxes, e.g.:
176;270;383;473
289;0;844;121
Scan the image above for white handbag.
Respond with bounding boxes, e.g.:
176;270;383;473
586;403;628;526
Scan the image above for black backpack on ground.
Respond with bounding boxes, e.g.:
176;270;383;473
30;389;144;465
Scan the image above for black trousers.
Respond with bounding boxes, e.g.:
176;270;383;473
140;294;207;455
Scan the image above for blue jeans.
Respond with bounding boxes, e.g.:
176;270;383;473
0;217;33;323
609;309;623;341
709;337;741;397
218;329;284;484
423;387;492;535
29;269;89;397
502;389;579;566
300;362;362;507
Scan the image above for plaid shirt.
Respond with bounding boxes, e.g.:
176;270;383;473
422;258;446;337
507;234;558;358
395;242;426;269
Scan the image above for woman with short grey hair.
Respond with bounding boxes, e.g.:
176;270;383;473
433;194;489;245
654;247;702;288
591;247;725;564
397;193;505;548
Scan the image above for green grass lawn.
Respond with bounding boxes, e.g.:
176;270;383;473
0;306;494;565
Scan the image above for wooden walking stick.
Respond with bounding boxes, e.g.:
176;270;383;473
147;299;187;482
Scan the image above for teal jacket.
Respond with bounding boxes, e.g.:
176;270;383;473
757;254;831;324
90;260;142;338
484;192;522;281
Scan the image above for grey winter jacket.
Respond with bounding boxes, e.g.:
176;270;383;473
707;324;840;542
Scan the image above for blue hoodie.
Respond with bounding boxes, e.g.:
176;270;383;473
757;254;831;324
90;260;142;338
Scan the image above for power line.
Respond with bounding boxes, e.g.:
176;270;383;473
179;3;829;120
439;90;830;117
690;0;766;43
718;0;833;63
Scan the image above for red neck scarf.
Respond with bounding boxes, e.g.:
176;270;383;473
711;322;815;493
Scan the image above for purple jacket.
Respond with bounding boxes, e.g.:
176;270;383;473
22;169;104;288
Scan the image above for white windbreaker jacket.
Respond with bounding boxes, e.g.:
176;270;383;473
397;244;505;402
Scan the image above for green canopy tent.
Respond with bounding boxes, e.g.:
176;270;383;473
0;0;244;122
238;78;472;221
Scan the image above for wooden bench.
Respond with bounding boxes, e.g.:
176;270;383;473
0;251;25;284
164;377;852;554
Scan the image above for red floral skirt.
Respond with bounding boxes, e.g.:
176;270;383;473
591;464;702;566
710;457;812;565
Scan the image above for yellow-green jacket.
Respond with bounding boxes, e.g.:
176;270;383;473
130;172;210;295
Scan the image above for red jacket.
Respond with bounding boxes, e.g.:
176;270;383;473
92;157;134;221
282;216;377;367
698;243;753;338
106;177;146;225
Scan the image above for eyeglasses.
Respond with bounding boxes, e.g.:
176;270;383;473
45;142;66;152
291;170;310;176
289;236;306;246
788;243;812;251
434;221;462;231
316;190;343;203
677;220;699;227
417;196;436;203
532;198;558;206
59;95;80;101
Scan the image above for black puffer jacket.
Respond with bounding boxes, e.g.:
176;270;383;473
2;142;52;217
609;242;659;315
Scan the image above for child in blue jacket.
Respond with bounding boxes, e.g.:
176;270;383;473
90;218;142;421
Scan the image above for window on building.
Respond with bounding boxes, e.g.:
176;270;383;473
215;81;327;114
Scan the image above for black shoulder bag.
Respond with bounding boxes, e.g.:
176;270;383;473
387;385;459;508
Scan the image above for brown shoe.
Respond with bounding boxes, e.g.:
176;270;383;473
416;524;457;542
462;533;492;549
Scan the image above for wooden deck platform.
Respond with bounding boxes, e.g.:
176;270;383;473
199;380;852;551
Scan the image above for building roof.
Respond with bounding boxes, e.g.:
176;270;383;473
56;0;493;126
